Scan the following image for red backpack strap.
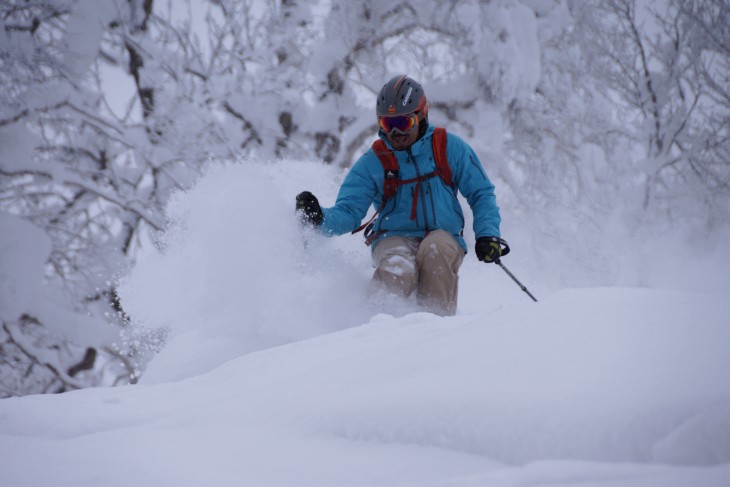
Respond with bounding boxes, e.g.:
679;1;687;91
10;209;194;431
372;139;400;201
351;139;400;235
432;127;453;187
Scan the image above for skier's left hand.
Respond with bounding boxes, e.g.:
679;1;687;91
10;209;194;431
475;236;502;263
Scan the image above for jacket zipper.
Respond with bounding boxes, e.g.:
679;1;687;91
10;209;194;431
427;181;438;226
407;148;430;231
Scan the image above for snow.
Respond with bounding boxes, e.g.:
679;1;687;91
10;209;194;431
1;291;729;486
1;160;730;486
118;161;373;383
62;0;115;78
0;123;40;173
0;213;121;348
0;213;51;320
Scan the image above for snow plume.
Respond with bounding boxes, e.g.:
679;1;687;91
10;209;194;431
118;159;374;383
118;156;730;384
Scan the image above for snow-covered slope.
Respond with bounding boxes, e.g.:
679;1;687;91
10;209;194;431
1;288;729;486
2;161;729;486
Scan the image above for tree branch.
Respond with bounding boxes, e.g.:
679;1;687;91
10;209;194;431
2;319;84;393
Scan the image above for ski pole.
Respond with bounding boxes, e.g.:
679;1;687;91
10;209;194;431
495;259;538;302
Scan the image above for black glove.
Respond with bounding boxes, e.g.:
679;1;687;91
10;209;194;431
475;236;502;263
295;191;323;227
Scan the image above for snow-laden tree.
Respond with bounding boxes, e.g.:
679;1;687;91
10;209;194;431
0;0;182;396
176;0;562;168
493;0;730;288
2;0;727;395
676;0;730;229
0;0;565;394
566;0;730;229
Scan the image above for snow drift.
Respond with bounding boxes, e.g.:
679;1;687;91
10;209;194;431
1;288;729;486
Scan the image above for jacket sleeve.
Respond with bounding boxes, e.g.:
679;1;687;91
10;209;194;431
319;155;379;236
448;134;501;238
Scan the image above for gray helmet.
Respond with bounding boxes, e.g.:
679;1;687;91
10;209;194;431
376;75;429;118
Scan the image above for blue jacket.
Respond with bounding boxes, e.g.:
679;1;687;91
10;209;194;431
320;125;501;251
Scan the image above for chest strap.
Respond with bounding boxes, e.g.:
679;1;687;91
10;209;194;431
352;127;452;244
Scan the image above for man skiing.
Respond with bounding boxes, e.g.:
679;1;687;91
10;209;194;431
296;75;506;316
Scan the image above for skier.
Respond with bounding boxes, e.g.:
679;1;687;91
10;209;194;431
296;75;505;316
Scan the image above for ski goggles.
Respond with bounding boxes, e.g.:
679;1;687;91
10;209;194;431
378;114;419;135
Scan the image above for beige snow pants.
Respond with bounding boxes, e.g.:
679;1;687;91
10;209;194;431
371;230;465;316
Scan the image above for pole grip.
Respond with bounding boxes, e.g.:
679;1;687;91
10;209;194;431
483;236;510;256
496;237;510;257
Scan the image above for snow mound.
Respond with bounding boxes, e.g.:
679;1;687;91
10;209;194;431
1;288;729;486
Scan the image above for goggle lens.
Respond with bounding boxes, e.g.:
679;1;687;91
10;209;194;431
379;114;418;134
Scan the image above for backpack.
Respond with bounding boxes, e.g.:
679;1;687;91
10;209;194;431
353;127;454;245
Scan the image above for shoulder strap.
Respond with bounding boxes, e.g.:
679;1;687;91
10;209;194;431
372;139;399;201
351;139;399;235
432;127;452;187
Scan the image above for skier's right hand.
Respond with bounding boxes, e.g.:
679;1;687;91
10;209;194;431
295;191;323;227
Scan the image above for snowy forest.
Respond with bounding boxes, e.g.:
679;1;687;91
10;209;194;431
1;0;729;398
